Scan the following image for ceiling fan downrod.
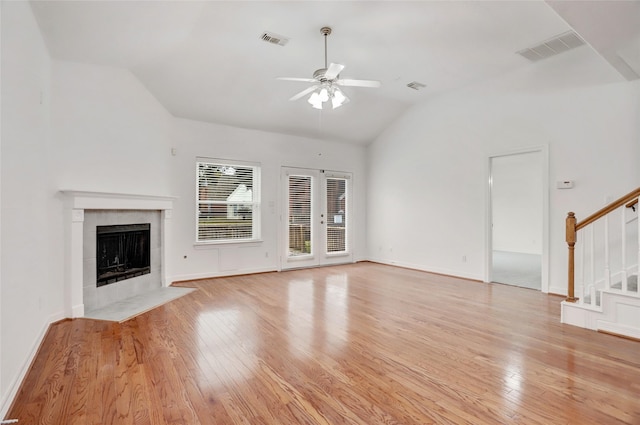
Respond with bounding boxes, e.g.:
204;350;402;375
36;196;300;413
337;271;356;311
321;26;331;70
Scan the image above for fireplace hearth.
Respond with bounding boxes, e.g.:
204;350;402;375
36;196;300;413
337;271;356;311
97;223;150;287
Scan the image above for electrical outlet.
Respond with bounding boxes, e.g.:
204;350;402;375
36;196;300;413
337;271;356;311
556;180;574;189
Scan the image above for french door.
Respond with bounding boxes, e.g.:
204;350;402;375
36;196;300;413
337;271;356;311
281;167;352;269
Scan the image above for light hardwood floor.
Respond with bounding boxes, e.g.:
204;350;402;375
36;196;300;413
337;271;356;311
6;262;640;424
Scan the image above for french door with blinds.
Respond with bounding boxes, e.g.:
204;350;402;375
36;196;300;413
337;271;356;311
281;167;352;269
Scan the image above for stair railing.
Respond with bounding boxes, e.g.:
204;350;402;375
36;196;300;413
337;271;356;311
566;187;640;303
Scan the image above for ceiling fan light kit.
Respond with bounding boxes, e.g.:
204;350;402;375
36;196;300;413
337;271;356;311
308;86;348;110
278;26;380;110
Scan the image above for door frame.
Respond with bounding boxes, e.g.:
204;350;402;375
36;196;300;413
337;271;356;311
280;166;353;270
485;145;549;292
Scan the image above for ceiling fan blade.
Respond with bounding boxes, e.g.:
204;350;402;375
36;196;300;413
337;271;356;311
324;63;345;80
289;85;319;101
277;77;317;83
337;78;381;88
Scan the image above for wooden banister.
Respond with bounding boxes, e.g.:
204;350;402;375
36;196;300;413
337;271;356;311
566;212;578;302
576;187;640;231
566;186;640;303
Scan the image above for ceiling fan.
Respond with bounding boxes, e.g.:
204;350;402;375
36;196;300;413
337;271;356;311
277;27;381;110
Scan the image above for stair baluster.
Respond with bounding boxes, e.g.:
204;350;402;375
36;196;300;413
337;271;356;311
621;205;628;292
589;225;595;297
604;214;611;290
637;197;640;292
578;230;585;305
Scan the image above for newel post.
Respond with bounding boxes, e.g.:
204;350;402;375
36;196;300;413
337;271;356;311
566;212;578;302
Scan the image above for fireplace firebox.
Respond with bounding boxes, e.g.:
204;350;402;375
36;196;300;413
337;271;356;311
96;223;151;287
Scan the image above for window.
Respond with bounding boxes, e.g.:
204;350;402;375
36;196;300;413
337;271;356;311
287;175;312;256
196;159;260;243
326;177;347;253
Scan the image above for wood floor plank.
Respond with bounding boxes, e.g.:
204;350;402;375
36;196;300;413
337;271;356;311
6;262;640;424
66;319;101;425
97;323;118;425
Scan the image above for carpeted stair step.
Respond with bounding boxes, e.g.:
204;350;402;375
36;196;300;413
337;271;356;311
610;274;638;292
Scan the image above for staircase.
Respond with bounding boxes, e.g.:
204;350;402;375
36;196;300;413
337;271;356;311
561;188;640;339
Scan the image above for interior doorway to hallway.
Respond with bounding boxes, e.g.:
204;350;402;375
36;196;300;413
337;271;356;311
489;149;546;290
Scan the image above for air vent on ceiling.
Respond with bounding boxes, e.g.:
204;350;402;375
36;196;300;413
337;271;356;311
517;30;585;62
407;81;427;90
260;31;289;47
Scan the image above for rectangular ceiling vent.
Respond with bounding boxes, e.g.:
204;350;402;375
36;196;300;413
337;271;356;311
260;31;289;47
407;81;426;90
517;30;585;62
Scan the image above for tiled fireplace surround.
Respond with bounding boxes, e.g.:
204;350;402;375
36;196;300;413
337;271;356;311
63;191;174;318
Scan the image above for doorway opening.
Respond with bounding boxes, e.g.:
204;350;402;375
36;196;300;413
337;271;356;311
488;148;548;291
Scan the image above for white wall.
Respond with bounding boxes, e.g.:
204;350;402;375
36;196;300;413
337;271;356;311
167;118;367;282
367;46;640;294
51;61;174;194
0;0;58;413
492;151;543;254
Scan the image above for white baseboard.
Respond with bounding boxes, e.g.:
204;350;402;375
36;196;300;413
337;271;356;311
0;310;64;418
597;320;640;340
548;284;567;296
169;266;278;284
49;311;66;323
367;257;484;281
71;303;84;318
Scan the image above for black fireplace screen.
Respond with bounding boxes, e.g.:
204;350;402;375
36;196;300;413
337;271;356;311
96;223;151;287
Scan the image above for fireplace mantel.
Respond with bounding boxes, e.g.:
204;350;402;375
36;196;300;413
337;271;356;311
62;190;176;211
62;191;176;318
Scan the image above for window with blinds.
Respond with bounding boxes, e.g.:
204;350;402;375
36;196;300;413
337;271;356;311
326;177;347;253
288;175;312;256
196;160;260;243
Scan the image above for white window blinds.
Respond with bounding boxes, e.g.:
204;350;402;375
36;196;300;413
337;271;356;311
288;175;312;256
326;177;347;253
196;160;260;243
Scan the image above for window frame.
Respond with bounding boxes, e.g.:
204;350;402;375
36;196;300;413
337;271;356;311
195;158;261;245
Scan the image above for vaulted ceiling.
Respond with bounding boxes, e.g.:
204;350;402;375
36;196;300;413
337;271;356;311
30;1;640;145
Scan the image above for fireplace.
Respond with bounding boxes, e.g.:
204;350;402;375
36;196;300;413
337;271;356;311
96;223;151;287
83;210;162;312
62;191;174;318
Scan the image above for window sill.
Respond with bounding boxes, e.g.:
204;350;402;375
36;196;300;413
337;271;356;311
194;239;263;249
327;251;350;257
286;251;350;259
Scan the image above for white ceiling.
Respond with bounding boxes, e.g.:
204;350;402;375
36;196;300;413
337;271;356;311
29;1;640;145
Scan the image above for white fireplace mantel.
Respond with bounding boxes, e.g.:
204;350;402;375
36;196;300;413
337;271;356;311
62;190;176;211
62;190;176;318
